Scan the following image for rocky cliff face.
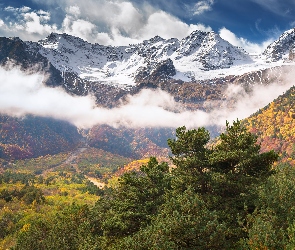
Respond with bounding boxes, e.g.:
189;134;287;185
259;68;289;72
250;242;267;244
0;37;63;87
134;58;176;83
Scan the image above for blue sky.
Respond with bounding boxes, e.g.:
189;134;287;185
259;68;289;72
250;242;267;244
0;0;294;53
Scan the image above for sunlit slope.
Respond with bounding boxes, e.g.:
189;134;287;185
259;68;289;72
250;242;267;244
243;85;295;158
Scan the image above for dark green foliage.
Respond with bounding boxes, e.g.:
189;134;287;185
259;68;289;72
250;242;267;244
93;157;171;238
0;208;23;239
0;171;35;184
115;189;227;250
0;189;15;202
211;120;277;179
208;120;278;244
19;185;45;205
70;173;84;184
167;120;278;247
0;185;45;205
80;180;104;196
168;126;211;194
243;163;295;249
12;121;281;249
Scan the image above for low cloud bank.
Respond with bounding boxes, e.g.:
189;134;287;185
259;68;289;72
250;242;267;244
0;67;293;129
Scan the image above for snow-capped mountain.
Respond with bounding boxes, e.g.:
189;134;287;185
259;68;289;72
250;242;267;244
263;28;295;62
27;30;253;87
1;28;295;101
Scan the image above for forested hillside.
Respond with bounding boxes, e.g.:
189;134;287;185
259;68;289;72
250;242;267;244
0;115;81;159
3;120;295;249
244;85;295;162
88;125;172;158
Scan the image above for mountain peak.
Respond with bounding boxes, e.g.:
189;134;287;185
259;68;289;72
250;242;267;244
148;35;165;43
262;28;295;62
39;32;91;50
187;29;210;36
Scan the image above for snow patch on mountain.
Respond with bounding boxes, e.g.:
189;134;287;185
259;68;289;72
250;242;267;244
23;29;295;89
262;28;295;62
27;31;259;87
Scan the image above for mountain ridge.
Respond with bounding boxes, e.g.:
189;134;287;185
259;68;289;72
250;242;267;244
28;30;253;87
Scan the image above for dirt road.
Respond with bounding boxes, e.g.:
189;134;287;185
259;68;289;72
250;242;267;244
42;147;105;188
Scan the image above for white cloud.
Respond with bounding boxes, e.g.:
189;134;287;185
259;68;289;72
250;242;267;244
5;6;18;12
0;1;211;45
0;66;294;130
95;32;113;46
62;2;211;45
193;0;214;15
4;6;31;13
61;15;97;42
109;1;143;35
0;66;208;129
37;9;49;15
20;6;32;13
219;27;274;54
4;6;15;12
136;11;211;41
0;7;57;40
23;11;55;35
66;5;80;17
1;0;278;54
